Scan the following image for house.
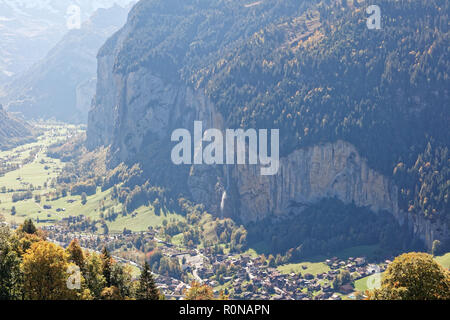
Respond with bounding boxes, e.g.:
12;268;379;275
174;283;187;295
304;273;314;280
340;284;354;294
322;284;332;292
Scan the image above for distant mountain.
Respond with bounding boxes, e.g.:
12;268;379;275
0;0;135;85
1;4;131;123
0;104;34;150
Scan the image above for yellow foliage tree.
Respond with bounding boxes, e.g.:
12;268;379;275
369;252;450;300
21;241;79;300
67;239;85;270
101;286;122;300
184;281;215;300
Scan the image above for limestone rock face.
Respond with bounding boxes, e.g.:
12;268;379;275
87;67;223;165
231;140;400;223
76;78;97;121
86;25;446;251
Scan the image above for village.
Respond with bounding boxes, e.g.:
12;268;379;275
38;218;390;301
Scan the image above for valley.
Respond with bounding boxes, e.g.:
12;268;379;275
0;0;448;303
1;123;448;300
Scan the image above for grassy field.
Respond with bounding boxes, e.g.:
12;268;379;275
354;274;382;292
109;206;184;233
0;123;185;233
277;261;330;276
0;124;78;225
354;252;450;292
435;252;450;269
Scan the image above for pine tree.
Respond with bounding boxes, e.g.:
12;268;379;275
21;219;37;234
101;247;112;287
81;192;87;205
136;262;159;300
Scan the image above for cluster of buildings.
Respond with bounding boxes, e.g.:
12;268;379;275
43;221;390;300
192;251;390;300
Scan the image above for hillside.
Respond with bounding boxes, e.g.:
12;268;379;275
87;0;449;252
1;4;131;123
0;104;34;150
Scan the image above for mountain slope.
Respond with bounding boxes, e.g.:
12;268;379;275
87;0;449;250
0;0;135;85
0;104;34;150
1;4;131;123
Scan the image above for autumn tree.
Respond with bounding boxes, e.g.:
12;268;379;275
16;220;46;254
18;233;44;254
21;241;79;300
184;281;215;300
369;253;450;300
136;262;159;300
67;239;85;270
101;286;121;300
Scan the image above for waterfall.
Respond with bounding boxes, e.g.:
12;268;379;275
220;166;231;219
220;191;227;219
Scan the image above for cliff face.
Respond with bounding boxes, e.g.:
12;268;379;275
231;141;399;222
87;65;223;165
87;0;449;251
87;60;447;250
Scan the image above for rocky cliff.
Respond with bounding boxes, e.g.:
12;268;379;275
87;58;447;249
87;0;449;250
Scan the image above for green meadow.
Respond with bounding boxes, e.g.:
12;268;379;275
277;261;330;276
0;123;184;233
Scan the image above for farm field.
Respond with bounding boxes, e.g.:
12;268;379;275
277;261;330;276
435;253;450;269
354;274;381;292
354;252;450;293
0;123;448;302
0;123;183;233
